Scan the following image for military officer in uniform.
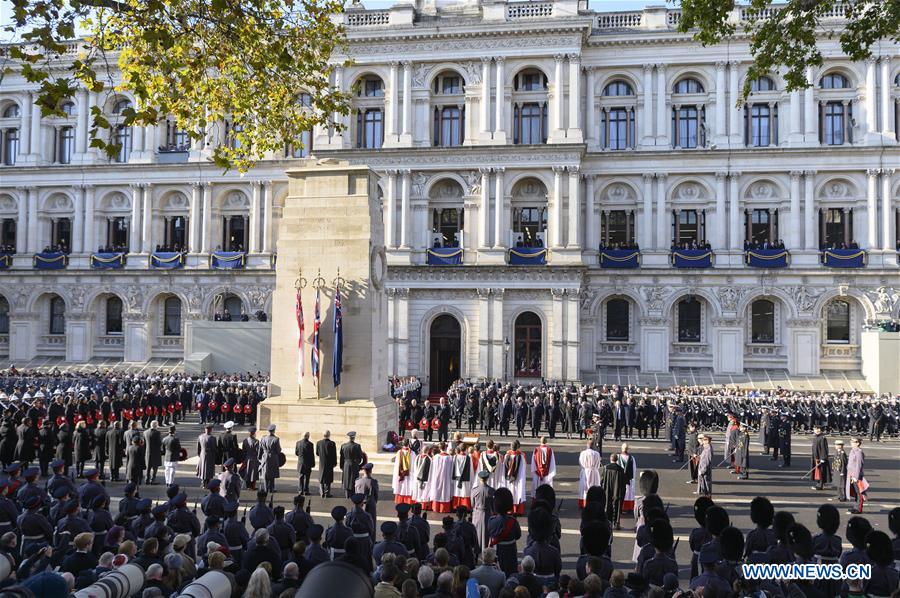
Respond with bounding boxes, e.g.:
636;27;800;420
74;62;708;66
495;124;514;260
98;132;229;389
258;424;283;494
471;469;495;552
340;431;364;498
777;413;792;468
354;462;379;528
161;425;182;487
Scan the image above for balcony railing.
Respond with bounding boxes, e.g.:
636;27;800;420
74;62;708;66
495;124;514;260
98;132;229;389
347;10;390;27
507;1;553;20
596;12;643;30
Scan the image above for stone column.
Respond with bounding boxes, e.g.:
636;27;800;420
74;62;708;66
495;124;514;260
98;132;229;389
565;290;580;381
401;61;413;143
728;172;741;250
728;61;741;144
714;62;727;144
479;168;491;248
804;171;816;250
881;57;894;138
385;171;397;248
864;58;877;138
655;64;668;145
640;173;653;248
480;58;492;136
15;187;28;254
396;289;409;375
386;62;398;141
882;169;895;250
655;174;667;249
141;184;153;253
262;180;274;254
567;54;582;142
331;65;344;144
494;58;506;142
567;166;581;248
550;288;566;380
789;87;802;144
201;183;213;253
249;181;261;253
129;184;142;254
586;175;598;252
189;183;201;253
82;185;95;253
493;167;505;249
20;92;32;159
866;169;879;248
386;289;397;375
789;171;802;250
399;170;411;249
76;89;90;155
552;55;565;137
641;64;654;145
26;187;38;253
490;289;505;380
476;288;491;378
551;166;565;248
585;67;596;145
30;98;41;161
714;172;727;250
73;185;84;253
804;66;817;143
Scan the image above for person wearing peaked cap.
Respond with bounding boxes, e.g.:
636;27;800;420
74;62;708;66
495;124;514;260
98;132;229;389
47;458;77;502
77;466;109;511
161;423;182;488
218;452;243;503
240;426;261;492
340;431;364;499
37;416;56;477
346;491;375;541
166;492;202;562
777;411;792;468
811;424;830;491
373;520;407;564
197;422;218;490
18;491;54;563
832;439;848;503
195;514;228;561
218;420;240;471
303;523;329;567
690;544;731;594
734;421;751;480
201;478;226;525
325;504;353;561
258;422;282;495
696;433;714;498
56;497;91;543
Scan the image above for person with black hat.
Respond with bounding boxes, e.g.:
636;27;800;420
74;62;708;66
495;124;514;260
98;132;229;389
524;505;562;583
223;499;249;563
344;519;375;574
471;470;495;553
864;530;900;596
161;425;181;487
777;412;792;467
197;423;219;489
295;431;315;496
832;439;848;502
340;431;364;498
735;422;751;480
258;423;283;495
744;496;775;561
17;466;45;506
219;457;242;501
86;493;114;555
37;419;55;477
195;515;227;561
696;434;713;497
268;505;297;561
249;489;275;531
166;491;201;559
301;523;327;567
346;492;375;541
809;424;829;490
0;478;17;537
689;544;730;593
325;505;353;560
17;493;53;558
307;432;334;501
77;468;108;509
373;520;408;564
106;421;124;482
56;497;91;550
201;478;227;523
284;494;312;542
144;502;174;551
486;487;521;577
239;426;261;491
888;507;900;561
130;497;154;539
671;406;686;463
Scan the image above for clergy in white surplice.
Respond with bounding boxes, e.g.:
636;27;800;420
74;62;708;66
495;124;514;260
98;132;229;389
578;441;603;508
502;440;527;515
412;445;433;510
392;440;416;505
531;436;557;495
430;443;455;513
477;440;504;489
618;443;637;513
451;445;473;510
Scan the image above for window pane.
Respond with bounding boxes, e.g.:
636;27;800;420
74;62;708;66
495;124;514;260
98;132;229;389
106;297;123;334
678;298;701;342
164;297;182;336
3;129;18;166
609;108;629;150
826;301;850;343
606;299;629;341
603;81;633;96
514;312;542;377
50;297;65;335
751;300;775;343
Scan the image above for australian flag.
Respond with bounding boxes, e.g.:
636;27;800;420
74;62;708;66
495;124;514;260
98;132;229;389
311;287;321;384
332;284;343;387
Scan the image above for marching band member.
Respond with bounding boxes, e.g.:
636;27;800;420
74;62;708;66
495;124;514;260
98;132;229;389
430;441;454;513
578;439;602;508
451;445;472;510
530;436;556;496
391;438;416;505
502;440;527;516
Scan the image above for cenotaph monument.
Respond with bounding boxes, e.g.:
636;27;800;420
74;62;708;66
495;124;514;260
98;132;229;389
258;161;395;452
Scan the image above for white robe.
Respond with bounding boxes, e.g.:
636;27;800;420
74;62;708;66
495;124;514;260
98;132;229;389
478;450;505;489
502;451;527;508
452;454;472;503
430;451;454;512
578;448;603;506
530;445;557;496
391;448;416;502
619;452;637;510
411;454;433;506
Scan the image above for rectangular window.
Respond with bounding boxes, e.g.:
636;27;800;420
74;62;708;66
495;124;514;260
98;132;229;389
607;108;631;150
432;209;463;246
110;217;129;249
677;210;699;244
513;207;547;246
750;104;771;147
673;106;700;148
519;103;544;145
823;102;845;145
114;126;132;162
434;106;463;147
58;127;75;164
824;208;846;246
3;129;18;166
602;210;633;245
750;209;771;244
286;129;312;158
358;109;383;149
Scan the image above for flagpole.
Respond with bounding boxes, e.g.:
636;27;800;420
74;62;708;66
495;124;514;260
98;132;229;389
294;269;307;402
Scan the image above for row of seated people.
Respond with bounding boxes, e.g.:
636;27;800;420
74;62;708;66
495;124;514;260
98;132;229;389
431;240;461;248
0;245;15;254
514;238;545;248
154;244;186;253
214;309;268;321
41;243;70;254
599;242;640;251
743;239;786;250
821;241;861;250
217;243;246;253
96;244;129;254
671;241;713;251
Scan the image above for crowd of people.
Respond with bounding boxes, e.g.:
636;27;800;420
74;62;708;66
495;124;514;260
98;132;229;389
742;240;786;251
96;243;131;253
670;241;713;251
0;244;16;254
0;369;896;597
598;242;640;251
40;242;70;254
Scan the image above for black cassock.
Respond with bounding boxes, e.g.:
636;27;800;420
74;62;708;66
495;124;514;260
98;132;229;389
339;441;363;493
316;439;337;484
600;463;625;521
811;434;831;483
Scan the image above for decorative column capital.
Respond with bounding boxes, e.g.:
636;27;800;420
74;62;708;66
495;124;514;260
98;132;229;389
481;56;492;64
729;60;741;68
642;173;655;182
554;54;565;63
582;65;595;74
715;171;727;180
567;53;581;63
478;167;492;175
654;62;666;70
728;171;742;179
567;165;580;175
643;63;654;73
789;170;803;180
550;288;566;298
803;170;817;177
494;56;505;64
655;173;668;181
866;168;880;177
551;165;566;174
715;61;727;71
494;166;506;174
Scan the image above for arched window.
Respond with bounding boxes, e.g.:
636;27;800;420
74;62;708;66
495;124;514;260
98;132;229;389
432;71;466;147
603;80;634;96
358;76;384;98
112;99;133;114
0;296;8;334
59;101;76;116
673;78;704;94
49;296;65;335
224;295;243;318
677;297;701;343
820;73;850;89
106;297;123;334
514;312;542;377
163;297;182;336
606;299;629;341
514;70;547;92
354;77;385;149
1;105;19;118
750;299;775;344
825;300;850;343
750;77;776;92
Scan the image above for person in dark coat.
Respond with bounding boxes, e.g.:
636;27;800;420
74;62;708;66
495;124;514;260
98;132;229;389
161;425;182;487
601;452;626;529
258;424;282;494
339;431;363;498
316;430;337;498
37;420;56;477
735;422;751;480
196;424;218;488
777;413;792;467
72;421;92;477
295;432;315;496
55;422;74;473
143;421;163;484
107;422;124;482
93;421;108;480
487;488;521;577
0;415;16;467
15;417;37;468
810;425;830;491
218;422;240;464
125;436;145;486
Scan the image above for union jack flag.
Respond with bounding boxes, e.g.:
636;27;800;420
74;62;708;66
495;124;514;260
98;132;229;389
311;287;321;384
295;290;305;383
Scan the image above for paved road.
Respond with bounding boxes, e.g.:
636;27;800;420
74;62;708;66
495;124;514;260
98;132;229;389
115;417;899;582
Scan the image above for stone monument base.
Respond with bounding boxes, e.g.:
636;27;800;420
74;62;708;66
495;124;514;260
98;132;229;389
257;394;395;454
